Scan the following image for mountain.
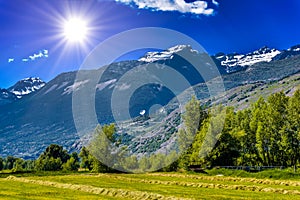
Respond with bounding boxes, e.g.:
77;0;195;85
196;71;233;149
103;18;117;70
1;44;300;159
212;46;281;73
273;44;300;60
0;88;17;105
8;77;46;98
138;45;199;62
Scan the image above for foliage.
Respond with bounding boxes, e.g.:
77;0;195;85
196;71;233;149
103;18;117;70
0;157;3;171
35;144;70;171
190;90;300;169
88;124;116;173
62;157;80;171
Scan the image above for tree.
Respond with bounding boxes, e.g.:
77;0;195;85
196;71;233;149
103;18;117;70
79;147;93;170
12;158;25;172
283;90;300;171
63;157;80;171
88;124;116;172
235;109;258;166
266;91;289;166
149;153;165;171
177;96;206;169
5;156;17;170
0;157;3;171
195;107;240;167
71;152;80;163
162;151;179;172
35;144;70;171
139;156;151;172
250;97;270;165
122;155;139;172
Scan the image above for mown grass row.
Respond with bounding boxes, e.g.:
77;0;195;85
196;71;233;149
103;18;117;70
20;173;300;199
5;176;190;200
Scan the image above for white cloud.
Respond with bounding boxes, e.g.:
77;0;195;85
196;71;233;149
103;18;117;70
22;49;48;62
8;58;14;63
212;0;219;6
115;0;215;15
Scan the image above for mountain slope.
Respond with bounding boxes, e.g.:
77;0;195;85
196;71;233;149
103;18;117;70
1;45;300;158
0;88;17;105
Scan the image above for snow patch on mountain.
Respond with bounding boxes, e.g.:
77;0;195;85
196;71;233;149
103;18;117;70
63;80;89;95
220;47;281;68
57;82;70;90
44;84;58;95
139;45;198;62
9;77;46;98
96;79;117;91
214;47;282;73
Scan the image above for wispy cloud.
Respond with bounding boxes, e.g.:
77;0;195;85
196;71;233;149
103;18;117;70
212;0;219;6
115;0;216;15
8;58;14;63
22;49;48;62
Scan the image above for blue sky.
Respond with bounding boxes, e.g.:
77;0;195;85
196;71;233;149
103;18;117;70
0;0;300;88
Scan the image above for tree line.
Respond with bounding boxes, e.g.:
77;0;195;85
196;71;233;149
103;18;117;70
0;90;299;173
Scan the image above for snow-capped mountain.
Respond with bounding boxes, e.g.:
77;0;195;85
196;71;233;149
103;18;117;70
139;45;198;62
138;44;300;74
9;77;46;98
213;47;281;73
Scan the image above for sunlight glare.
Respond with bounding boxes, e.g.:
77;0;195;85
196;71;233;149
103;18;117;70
63;18;88;43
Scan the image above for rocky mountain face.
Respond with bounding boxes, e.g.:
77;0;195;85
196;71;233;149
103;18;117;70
1;44;300;159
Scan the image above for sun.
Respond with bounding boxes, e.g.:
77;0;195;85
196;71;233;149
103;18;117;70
63;17;88;43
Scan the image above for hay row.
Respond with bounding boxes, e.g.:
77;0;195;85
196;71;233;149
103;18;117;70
5;176;191;200
147;173;300;187
96;174;300;196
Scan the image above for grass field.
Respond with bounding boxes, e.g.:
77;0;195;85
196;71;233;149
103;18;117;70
1;172;300;199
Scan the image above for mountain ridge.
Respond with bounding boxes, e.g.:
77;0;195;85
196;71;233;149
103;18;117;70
1;44;300;159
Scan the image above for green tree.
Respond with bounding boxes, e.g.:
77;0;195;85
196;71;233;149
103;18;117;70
62;157;80;171
35;144;70;171
266;92;289;166
250;97;270;165
122;155;139;172
177;96;206;170
235;109;258;166
139;156;151;172
162;151;179;172
12;158;25;172
79;147;94;170
5;156;17;170
149;153;165;171
0;157;3;171
88;124;116;172
200;108;240;167
282;90;300;171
